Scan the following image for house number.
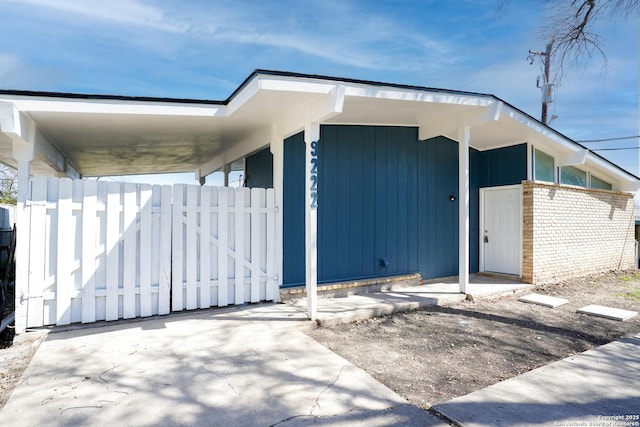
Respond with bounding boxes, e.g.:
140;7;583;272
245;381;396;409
310;140;318;209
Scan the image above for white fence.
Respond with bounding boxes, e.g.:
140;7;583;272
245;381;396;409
20;177;276;328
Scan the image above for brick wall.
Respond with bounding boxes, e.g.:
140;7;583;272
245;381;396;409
522;181;635;284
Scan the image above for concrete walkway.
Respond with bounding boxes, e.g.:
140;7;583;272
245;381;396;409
2;276;637;426
432;334;640;427
290;274;531;326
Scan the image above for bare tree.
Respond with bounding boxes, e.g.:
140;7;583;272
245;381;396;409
543;0;639;81
0;165;17;205
504;0;638;82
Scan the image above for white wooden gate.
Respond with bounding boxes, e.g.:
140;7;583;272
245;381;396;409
171;185;276;311
19;178;277;328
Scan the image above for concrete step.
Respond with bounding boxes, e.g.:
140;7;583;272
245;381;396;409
280;274;421;302
518;293;569;308
577;304;638;321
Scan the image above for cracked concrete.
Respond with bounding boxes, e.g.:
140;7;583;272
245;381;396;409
310;364;347;416
1;303;445;426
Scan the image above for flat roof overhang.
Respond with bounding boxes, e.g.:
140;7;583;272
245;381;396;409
0;69;637;189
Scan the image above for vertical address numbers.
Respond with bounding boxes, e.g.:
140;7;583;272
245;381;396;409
310;140;318;209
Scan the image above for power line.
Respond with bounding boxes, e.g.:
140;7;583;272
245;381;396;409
591;147;640;151
577;136;640;143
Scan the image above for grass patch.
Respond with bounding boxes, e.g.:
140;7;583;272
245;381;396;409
619;271;640;283
618;286;640;301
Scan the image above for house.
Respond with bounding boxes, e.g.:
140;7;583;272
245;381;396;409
0;70;637;333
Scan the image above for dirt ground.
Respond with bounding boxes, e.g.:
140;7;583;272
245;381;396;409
0;283;47;411
0;327;45;410
308;270;640;410
1;270;639;413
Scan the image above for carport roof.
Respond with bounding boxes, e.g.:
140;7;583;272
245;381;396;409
0;69;637;188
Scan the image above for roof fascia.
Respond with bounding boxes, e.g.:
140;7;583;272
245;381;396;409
0;88;225;105
3;96;226;117
1;68;636;184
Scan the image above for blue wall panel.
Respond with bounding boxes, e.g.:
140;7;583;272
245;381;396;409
470;148;480;273
478;144;527;187
282;133;306;286
418;137;459;279
245;148;273;188
279;128;527;287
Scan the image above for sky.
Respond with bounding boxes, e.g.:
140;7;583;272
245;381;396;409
0;0;638;184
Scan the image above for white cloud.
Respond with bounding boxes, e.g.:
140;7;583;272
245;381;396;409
24;0;453;72
0;52;68;90
7;0;184;32
0;53;20;76
165;1;454;72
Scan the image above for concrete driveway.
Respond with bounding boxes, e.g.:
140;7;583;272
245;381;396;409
1;303;444;426
3;276;639;426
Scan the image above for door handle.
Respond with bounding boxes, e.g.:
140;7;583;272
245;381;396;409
484;235;489;243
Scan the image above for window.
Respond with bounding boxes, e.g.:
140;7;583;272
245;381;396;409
560;166;587;187
533;148;554;182
590;174;612;190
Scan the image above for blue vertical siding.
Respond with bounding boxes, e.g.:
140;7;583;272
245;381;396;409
361;127;377;278
470;148;480;273
281;128;527;287
418;137;459;278
283;133;306;286
244;148;273;188
478;144;527;187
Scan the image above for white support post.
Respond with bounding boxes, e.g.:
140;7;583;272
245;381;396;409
305;123;320;321
270;125;284;302
458;117;470;294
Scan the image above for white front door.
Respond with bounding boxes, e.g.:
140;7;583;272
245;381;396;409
482;186;521;275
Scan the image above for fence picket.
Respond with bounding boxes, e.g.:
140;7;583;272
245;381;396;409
185;185;198;310
234;189;245;304
158;185;172;315
250;188;262;303
139;184;153;317
55;178;73;325
26;176;48;327
81;180;97;323
105;182;121;321
266;189;276;301
200;187;211;308
122;183;137;319
172;185;184;311
217;187;228;307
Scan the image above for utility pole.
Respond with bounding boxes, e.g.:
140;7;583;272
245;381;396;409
528;39;554;125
